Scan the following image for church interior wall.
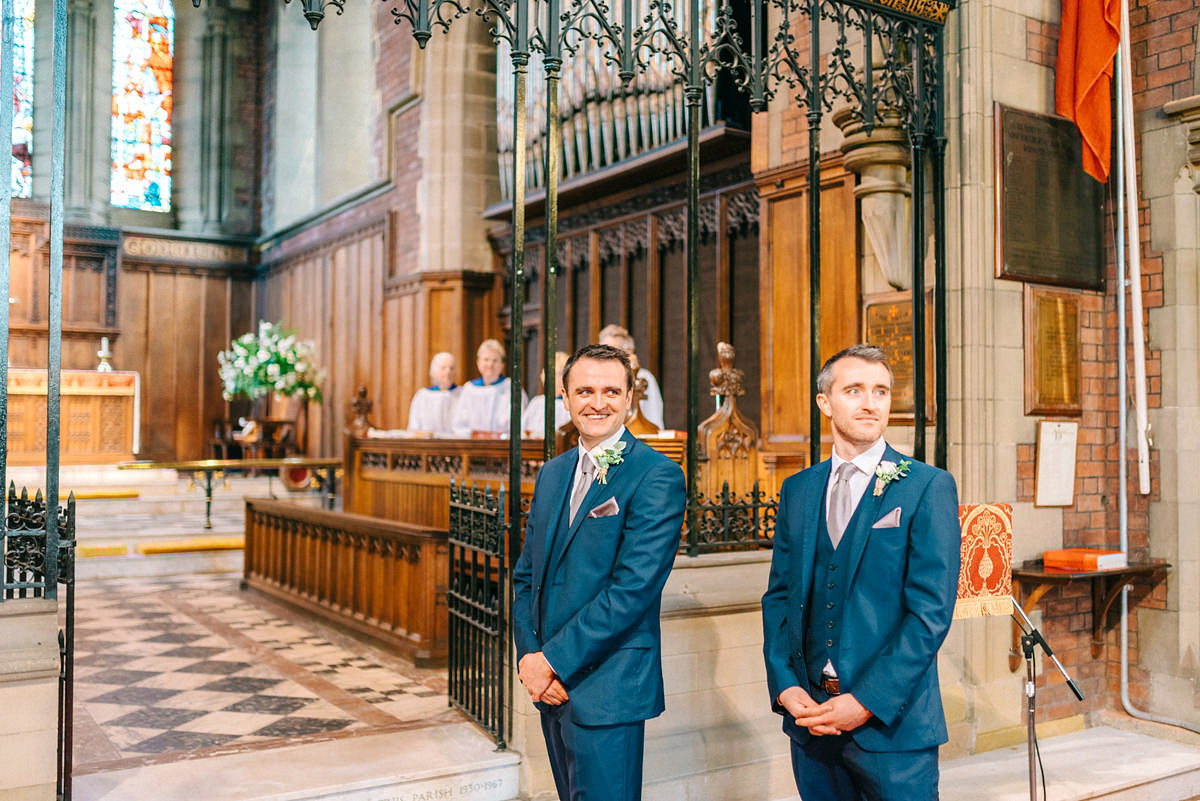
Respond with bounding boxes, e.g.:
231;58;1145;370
934;0;1198;746
746;0;1200;750
11;0;1200;772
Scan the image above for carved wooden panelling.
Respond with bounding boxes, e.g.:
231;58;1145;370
5;369;137;465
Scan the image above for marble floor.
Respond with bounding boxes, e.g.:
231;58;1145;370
69;573;461;780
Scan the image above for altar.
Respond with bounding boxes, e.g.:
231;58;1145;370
6;368;139;465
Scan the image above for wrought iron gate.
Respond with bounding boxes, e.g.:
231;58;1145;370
0;0;76;796
447;479;510;745
1;487;77;800
232;0;957;748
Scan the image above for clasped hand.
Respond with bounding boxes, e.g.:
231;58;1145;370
518;652;569;705
777;686;871;736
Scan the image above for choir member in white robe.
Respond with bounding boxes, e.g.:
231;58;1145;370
451;338;527;436
598;324;665;429
521;350;571;437
407;352;459;435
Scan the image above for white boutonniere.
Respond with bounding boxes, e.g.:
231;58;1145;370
591;441;626;484
873;459;911;496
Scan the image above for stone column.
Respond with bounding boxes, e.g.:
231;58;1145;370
833;106;912;290
417;14;500;275
0;599;61;800
65;0;101;222
199;0;233;233
1141;96;1200;720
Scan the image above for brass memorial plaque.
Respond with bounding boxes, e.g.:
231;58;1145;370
1024;286;1082;415
863;290;935;421
995;104;1105;290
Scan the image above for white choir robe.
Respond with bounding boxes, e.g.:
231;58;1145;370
637;368;665;429
521;394;570;437
450;377;527;436
407;386;459;435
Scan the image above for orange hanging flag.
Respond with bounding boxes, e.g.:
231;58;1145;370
1055;0;1121;183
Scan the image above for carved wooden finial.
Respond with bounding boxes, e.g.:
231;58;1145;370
625;352;660;435
708;341;745;399
698;340;759;501
347;385;374;436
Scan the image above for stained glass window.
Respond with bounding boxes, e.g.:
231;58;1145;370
111;0;173;211
11;0;34;197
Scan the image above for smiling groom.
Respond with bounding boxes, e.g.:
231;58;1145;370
762;344;961;801
513;344;687;801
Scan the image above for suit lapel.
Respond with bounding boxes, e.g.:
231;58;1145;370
797;460;831;605
545;431;637;580
539;449;579;589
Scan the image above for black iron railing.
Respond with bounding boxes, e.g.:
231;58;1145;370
447;479;510;747
0;484;77;801
2;485;75;600
685;480;777;556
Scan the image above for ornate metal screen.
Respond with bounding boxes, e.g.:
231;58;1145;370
215;0;956;747
447;480;511;745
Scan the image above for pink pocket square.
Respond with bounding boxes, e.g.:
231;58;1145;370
588;497;620;518
872;507;902;529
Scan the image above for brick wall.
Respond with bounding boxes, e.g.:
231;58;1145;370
376;4;421;277
1012;0;1188;720
234;11;265;233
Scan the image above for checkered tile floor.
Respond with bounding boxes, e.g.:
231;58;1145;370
71;574;455;773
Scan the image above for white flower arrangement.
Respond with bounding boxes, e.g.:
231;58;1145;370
217;320;325;403
873;458;912;496
591;441;626;484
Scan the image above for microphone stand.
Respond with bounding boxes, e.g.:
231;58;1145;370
1011;598;1085;801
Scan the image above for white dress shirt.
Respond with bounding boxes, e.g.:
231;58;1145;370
825;438;888;521
570;426;627;504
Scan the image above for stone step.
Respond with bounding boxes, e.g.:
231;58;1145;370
939;725;1200;801
642;717;792;801
651;724;1200;801
71;722;520;801
73;549;245;580
70;491;324;529
6;465;180;488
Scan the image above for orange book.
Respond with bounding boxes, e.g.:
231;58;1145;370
1043;548;1127;571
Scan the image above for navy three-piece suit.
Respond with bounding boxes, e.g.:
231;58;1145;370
762;444;961;799
513;429;686;801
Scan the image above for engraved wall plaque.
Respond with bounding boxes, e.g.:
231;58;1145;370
1035;420;1078;507
995;104;1105;290
1024;285;1082;415
122;235;250;265
863;290;935;421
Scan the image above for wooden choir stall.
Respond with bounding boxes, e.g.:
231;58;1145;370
243;357;802;668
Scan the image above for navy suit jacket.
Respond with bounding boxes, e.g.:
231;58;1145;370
761;444;961;752
513;429;686;726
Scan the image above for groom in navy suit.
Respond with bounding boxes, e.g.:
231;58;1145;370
513;344;686;801
762;344;961;800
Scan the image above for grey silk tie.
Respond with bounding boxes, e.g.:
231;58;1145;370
569;457;594;525
827;462;858;548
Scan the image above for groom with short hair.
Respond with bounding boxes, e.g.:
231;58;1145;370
762;344;961;800
513;343;687;801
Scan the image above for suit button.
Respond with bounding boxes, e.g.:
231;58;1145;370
827;582;835;590
827;602;835;609
826;639;834;647
829;564;838;571
827;620;835;629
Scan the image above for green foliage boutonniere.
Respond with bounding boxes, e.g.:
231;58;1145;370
591;441;627;484
873;458;912;496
